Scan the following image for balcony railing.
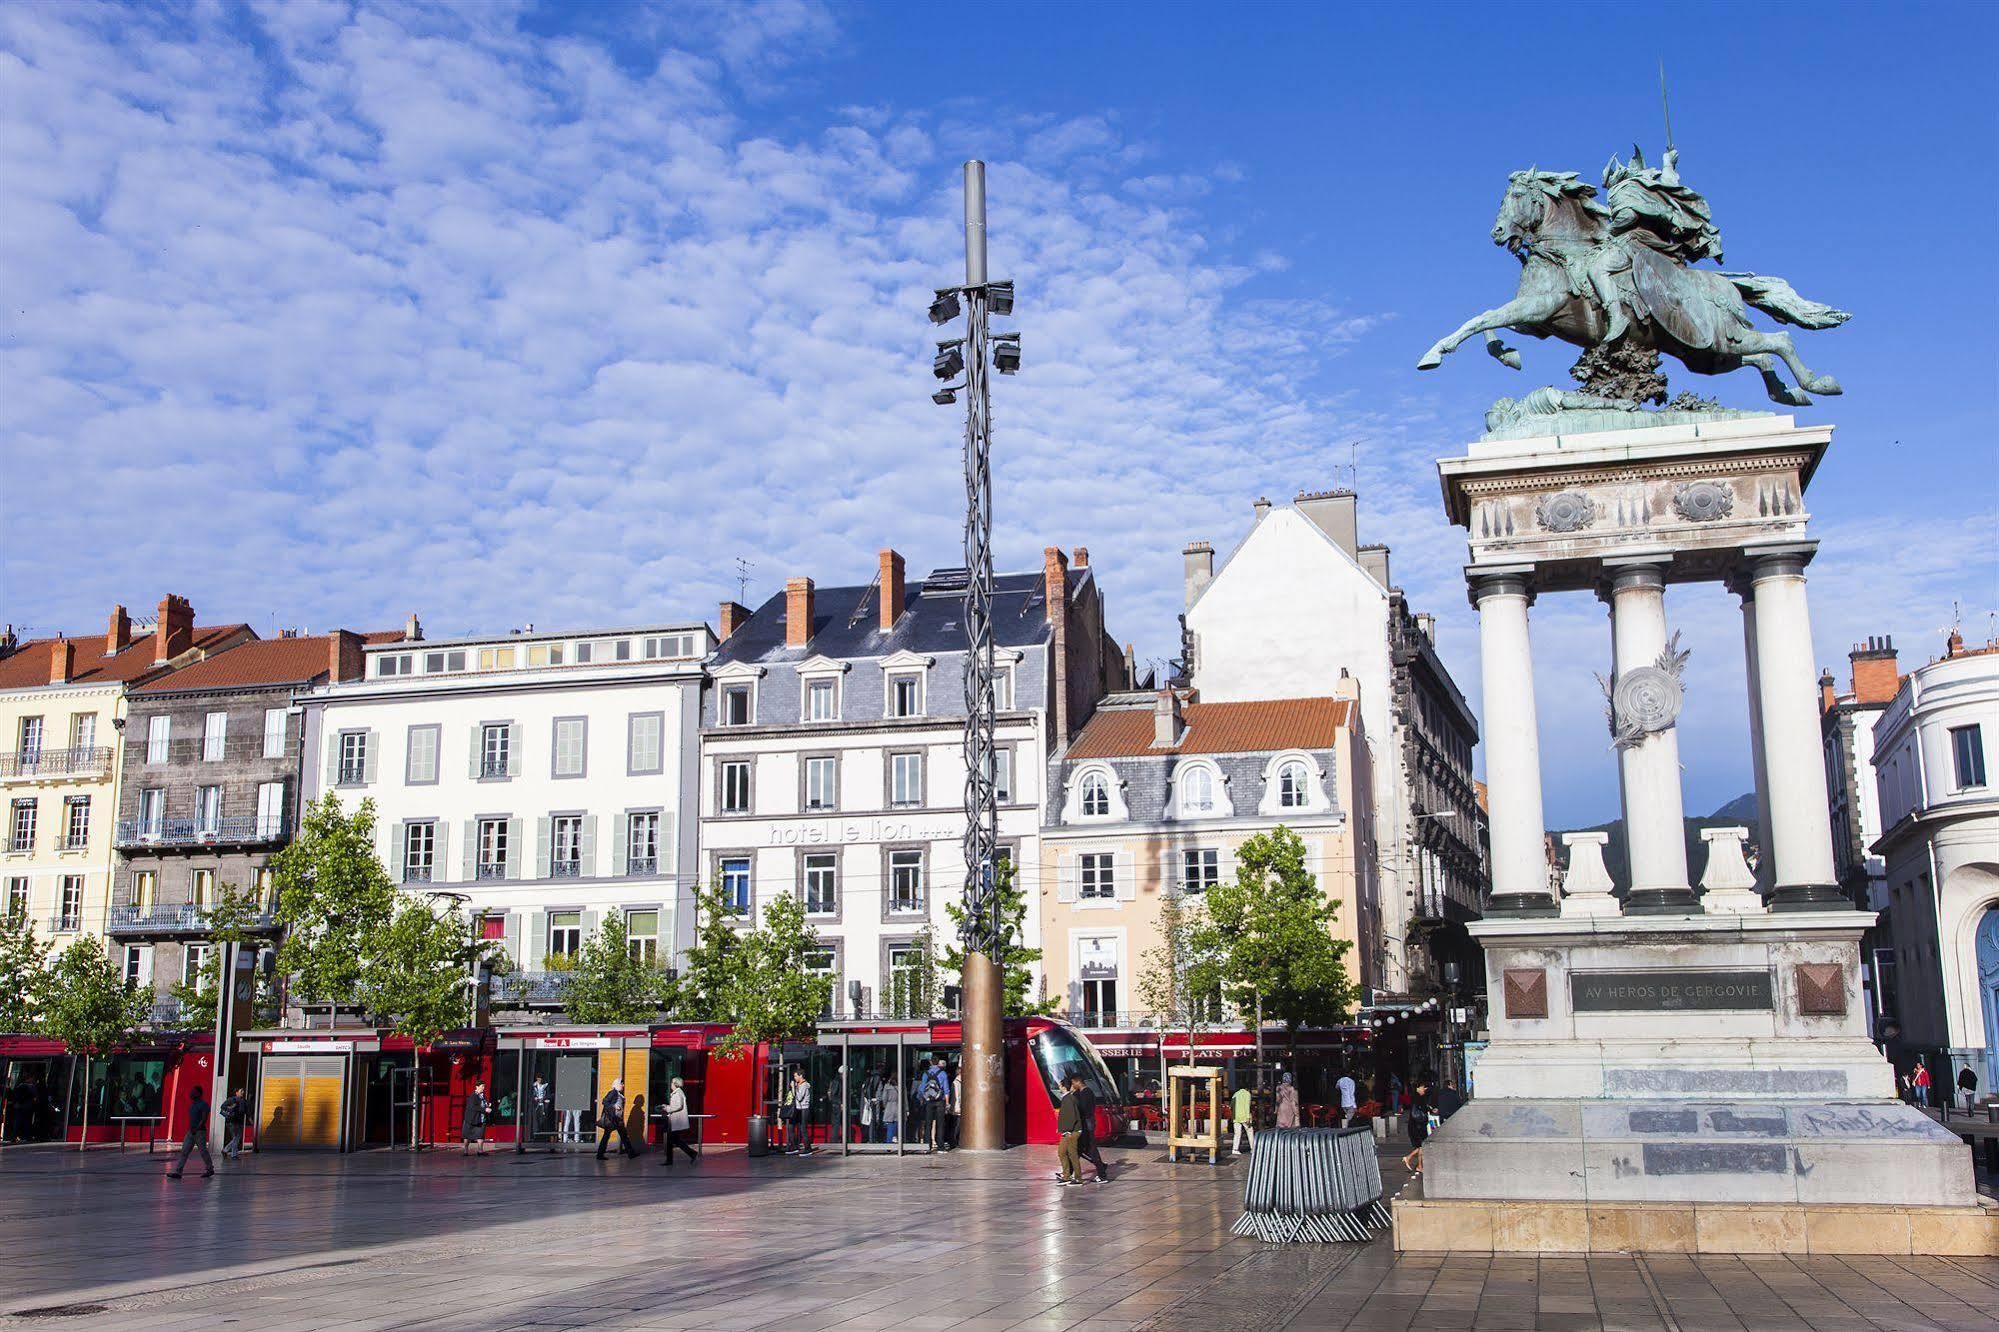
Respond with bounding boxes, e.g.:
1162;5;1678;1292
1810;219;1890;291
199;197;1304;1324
627;855;658;876
115;814;291;849
108;902;279;934
403;866;434;884
550;859;581;878
0;746;114;780
479;757;509;779
475;862;508;881
47;914;82;934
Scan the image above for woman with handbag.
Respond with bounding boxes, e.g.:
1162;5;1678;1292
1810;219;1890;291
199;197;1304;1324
595;1079;639;1160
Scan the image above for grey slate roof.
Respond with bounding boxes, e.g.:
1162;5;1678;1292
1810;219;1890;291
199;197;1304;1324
713;569;1061;666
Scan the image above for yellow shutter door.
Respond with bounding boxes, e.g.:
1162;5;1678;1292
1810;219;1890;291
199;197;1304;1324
298;1057;344;1149
259;1058;301;1149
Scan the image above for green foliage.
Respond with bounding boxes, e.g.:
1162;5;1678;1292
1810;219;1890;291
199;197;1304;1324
357;899;492;1048
674;879;745;1022
891;926;943;1019
1137;890;1222;1033
563;916;678;1025
714;894;832;1055
166;884;262;1032
1188;826;1354;1033
272;795;397;1007
39;938;150;1055
0;915;50;1034
943;857;1056;1017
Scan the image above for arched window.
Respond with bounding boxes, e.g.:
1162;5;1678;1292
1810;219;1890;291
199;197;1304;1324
1180;766;1214;814
1277;761;1311;809
1080;771;1110;817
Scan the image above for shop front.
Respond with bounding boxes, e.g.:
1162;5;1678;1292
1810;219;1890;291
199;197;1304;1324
237;1029;376;1151
1082;1025;1380;1132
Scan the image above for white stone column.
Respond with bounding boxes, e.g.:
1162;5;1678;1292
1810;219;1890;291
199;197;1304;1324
1733;578;1776;893
1601;557;1696;913
1471;568;1555;914
1743;542;1844;909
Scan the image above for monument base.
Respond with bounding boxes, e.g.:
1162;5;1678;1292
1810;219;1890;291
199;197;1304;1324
1392;1185;1999;1255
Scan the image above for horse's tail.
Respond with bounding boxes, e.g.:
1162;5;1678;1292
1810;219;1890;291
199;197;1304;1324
1724;272;1852;329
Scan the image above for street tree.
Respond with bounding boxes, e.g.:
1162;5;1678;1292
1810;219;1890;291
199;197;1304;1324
167;884;261;1033
1136;889;1224;1085
271;794;397;1009
39;938;152;1146
0;914;50;1034
674;879;745;1022
1189;825;1355;1081
942;857;1055;1017
357;898;496;1146
564;915;678;1025
715;894;831;1057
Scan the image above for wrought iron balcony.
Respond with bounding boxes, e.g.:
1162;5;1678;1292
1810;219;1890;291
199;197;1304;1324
491;970;573;1005
626;855;658;876
147;997;187;1028
475;862;509;881
0;746;113;781
402;866;434;884
115;814;291;850
479;757;509;779
550;859;581;878
108;902;279;935
46;914;83;934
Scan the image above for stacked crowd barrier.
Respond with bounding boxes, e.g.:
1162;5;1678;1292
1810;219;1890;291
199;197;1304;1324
1230;1126;1391;1243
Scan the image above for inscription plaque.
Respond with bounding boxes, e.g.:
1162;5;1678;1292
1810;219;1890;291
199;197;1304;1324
1570;969;1773;1012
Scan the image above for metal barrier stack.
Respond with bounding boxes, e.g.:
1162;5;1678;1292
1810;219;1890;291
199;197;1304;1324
1230;1126;1391;1243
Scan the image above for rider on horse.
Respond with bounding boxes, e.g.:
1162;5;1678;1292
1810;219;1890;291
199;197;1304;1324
1589;147;1723;345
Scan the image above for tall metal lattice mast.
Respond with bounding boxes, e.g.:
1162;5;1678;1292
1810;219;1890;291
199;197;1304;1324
928;160;1020;1150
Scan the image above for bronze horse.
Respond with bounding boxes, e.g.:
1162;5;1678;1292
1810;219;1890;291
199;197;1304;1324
1418;170;1848;406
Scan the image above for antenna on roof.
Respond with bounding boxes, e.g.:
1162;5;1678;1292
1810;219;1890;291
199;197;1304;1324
734;556;754;604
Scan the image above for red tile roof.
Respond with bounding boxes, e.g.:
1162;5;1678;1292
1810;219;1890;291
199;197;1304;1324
131;631;405;694
0;626;250;692
1066;697;1351;760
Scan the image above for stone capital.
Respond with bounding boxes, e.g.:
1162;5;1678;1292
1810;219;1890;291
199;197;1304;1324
1466;564;1537;608
1740;539;1820;586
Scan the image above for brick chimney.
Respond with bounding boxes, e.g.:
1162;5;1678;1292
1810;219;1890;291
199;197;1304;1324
1153;687;1184;748
1071;546;1090;570
1042;547;1068;624
1819;668;1838;713
718;601;751;641
784;578;815;650
1848;635;1901;705
50;638;75;685
327;630;364;683
1182;541;1214;609
1045;547;1071;741
153;594;194;664
1295;489;1359;557
106;605;132;656
879;550;905;632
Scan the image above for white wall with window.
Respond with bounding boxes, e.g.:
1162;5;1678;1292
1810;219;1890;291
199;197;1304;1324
302;623;711;976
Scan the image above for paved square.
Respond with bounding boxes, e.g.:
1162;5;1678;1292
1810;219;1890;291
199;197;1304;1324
1;1141;1994;1330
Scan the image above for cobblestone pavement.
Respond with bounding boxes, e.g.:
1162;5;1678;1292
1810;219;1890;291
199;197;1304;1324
0;1140;1994;1331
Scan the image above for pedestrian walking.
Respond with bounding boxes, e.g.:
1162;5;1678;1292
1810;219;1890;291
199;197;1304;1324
660;1076;698;1166
218;1087;249;1158
530;1075;554;1145
595;1079;639;1159
786;1069;817;1155
1912;1062;1932;1108
1054;1077;1084;1185
166;1081;214;1179
1230;1082;1255;1155
916;1056;950;1150
1400;1073;1434;1176
1335;1067;1357;1128
1388;1070;1405;1115
1275;1072;1300;1129
1957;1065;1979;1111
879;1073;900;1144
1070;1074;1110;1182
462;1082;488;1154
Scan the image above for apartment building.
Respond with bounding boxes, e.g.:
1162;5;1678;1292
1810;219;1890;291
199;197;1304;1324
302;622;711;1000
0;599;251;951
1819;635;1904;1032
699;547;1127;1018
109;628;398;1007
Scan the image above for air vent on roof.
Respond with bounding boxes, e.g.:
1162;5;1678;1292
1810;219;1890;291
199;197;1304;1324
924;567;971;592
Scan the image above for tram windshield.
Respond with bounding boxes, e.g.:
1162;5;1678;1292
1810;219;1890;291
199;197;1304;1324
1029;1025;1119;1106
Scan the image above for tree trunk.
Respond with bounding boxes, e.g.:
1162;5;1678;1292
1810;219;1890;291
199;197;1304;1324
75;1056;88;1153
1254;989;1265;1095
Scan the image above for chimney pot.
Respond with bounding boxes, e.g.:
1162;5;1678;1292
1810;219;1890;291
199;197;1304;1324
1153;687;1184;748
1846;633;1903;704
50;638;75;685
405;613;423;643
785;578;816;649
106;604;132;656
1252;497;1272;525
878;550;906;632
718;601;752;641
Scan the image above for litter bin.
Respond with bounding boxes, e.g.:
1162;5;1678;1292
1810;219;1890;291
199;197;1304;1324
746;1114;769;1158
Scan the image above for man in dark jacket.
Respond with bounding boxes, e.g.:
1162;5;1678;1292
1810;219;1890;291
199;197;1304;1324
1436;1073;1466;1122
595;1079;639;1160
166;1082;214;1179
1070;1074;1110;1183
1054;1078;1084;1185
218;1087;249;1158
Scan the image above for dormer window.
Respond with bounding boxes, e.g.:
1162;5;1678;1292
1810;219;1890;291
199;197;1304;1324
1080;772;1110;817
1181;767;1214;814
888;674;922;718
722;685;753;726
1277;760;1310;809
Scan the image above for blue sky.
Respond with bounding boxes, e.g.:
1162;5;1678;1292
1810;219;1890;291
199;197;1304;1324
4;0;1994;827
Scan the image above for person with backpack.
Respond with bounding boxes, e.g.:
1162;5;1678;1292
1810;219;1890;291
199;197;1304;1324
218;1087;249;1158
917;1057;950;1151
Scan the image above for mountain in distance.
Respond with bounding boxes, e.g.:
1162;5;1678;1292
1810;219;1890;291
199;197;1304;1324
1549;794;1761;896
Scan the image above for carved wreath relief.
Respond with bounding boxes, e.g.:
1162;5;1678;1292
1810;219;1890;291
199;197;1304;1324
1598;631;1691;750
1673;480;1735;522
1535;490;1596;533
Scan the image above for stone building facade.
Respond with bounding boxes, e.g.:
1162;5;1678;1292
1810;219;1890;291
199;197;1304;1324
1818;634;1903;1032
110;630;395;1007
699;546;1126;1018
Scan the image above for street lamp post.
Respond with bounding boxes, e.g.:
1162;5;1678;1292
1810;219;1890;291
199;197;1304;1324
930;160;1020;1151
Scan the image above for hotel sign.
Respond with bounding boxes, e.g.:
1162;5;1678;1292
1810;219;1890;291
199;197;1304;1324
1570;969;1774;1012
762;817;958;847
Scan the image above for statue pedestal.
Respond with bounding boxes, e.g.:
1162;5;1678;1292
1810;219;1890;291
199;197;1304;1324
1396;913;1993;1254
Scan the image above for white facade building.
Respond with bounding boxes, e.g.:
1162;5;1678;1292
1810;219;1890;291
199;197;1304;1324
700;547;1126;1017
301;623;711;992
1870;633;1999;1095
